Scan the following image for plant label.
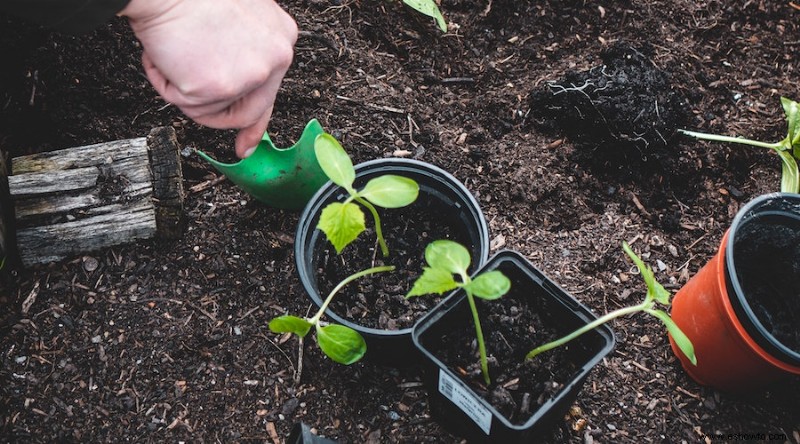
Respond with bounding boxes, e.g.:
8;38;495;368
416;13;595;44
438;369;492;435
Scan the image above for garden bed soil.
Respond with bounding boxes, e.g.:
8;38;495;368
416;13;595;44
2;1;800;443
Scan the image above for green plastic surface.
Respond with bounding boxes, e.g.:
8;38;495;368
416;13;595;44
196;119;328;210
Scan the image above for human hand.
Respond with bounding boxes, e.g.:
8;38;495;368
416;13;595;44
121;0;298;158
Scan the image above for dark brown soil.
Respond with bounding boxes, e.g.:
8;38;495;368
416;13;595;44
734;214;800;353
2;1;800;443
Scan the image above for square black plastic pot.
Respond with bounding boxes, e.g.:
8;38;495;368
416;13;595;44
412;251;615;443
295;158;490;366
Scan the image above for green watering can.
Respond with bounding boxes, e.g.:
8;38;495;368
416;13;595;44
196;119;329;210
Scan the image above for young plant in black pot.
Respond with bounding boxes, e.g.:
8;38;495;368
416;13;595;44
269;265;394;365
526;242;696;366
296;134;490;366
680;97;800;193
412;251;615;443
314;133;419;256
407;240;511;384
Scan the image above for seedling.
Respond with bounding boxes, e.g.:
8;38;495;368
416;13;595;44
402;0;447;33
407;240;511;385
314;133;419;256
526;242;697;366
680;97;800;193
269;265;394;365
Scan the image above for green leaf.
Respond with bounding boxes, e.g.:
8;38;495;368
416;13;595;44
317;202;366;254
268;315;313;337
360;175;419;208
622;241;670;305
402;0;447;32
406;267;460;297
316;324;366;365
314;133;355;189
647;309;697;366
776;149;800;193
424;240;471;276
465;271;511;300
781;97;800;152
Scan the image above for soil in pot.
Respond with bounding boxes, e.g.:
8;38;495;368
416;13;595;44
423;261;600;425
314;191;477;331
733;213;800;353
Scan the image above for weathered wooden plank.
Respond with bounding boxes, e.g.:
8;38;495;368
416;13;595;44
13;183;153;221
9;127;183;266
147;127;185;239
9;154;152;199
0;150;8;266
16;201;157;265
8;166;101;197
11;137;148;174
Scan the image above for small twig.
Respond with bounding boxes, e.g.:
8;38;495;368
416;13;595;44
630;192;652;218
189;175;227;194
482;0;492;16
686;233;708;250
440;77;475;84
294;336;304;385
676;385;702;400
335;95;405;114
629;360;650;372
21;281;41;315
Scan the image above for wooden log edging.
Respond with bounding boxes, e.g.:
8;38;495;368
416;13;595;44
0;150;8;267
7;127;184;266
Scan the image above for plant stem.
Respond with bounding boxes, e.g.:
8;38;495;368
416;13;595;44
680;129;782;150
465;290;491;386
354;196;389;257
309;265;395;324
525;302;648;360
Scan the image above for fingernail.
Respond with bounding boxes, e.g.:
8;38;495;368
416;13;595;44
243;146;257;158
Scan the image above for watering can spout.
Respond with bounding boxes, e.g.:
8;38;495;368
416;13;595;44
196;119;328;210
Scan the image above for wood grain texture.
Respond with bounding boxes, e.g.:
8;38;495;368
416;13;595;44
8;128;183;266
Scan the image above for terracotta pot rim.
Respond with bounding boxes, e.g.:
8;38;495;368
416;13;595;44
719;192;800;371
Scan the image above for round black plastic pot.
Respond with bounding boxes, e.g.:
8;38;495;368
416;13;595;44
725;192;800;367
295;158;490;367
412;251;615;443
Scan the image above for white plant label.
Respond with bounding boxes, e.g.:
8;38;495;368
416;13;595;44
438;369;492;435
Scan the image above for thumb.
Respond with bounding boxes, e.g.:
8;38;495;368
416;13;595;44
235;106;273;158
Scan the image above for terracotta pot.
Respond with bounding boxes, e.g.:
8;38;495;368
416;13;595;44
670;193;800;391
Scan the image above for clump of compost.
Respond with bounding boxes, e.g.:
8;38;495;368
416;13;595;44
528;43;688;164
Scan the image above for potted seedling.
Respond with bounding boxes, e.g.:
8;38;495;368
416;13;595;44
670;192;800;391
312;133;420;257
412;247;614;443
295;133;490;366
269;265;394;365
526;242;696;366
680;97;800;193
407;240;512;385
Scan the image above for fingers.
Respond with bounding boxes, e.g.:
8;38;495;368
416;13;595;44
235;106;273;158
129;0;297;159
